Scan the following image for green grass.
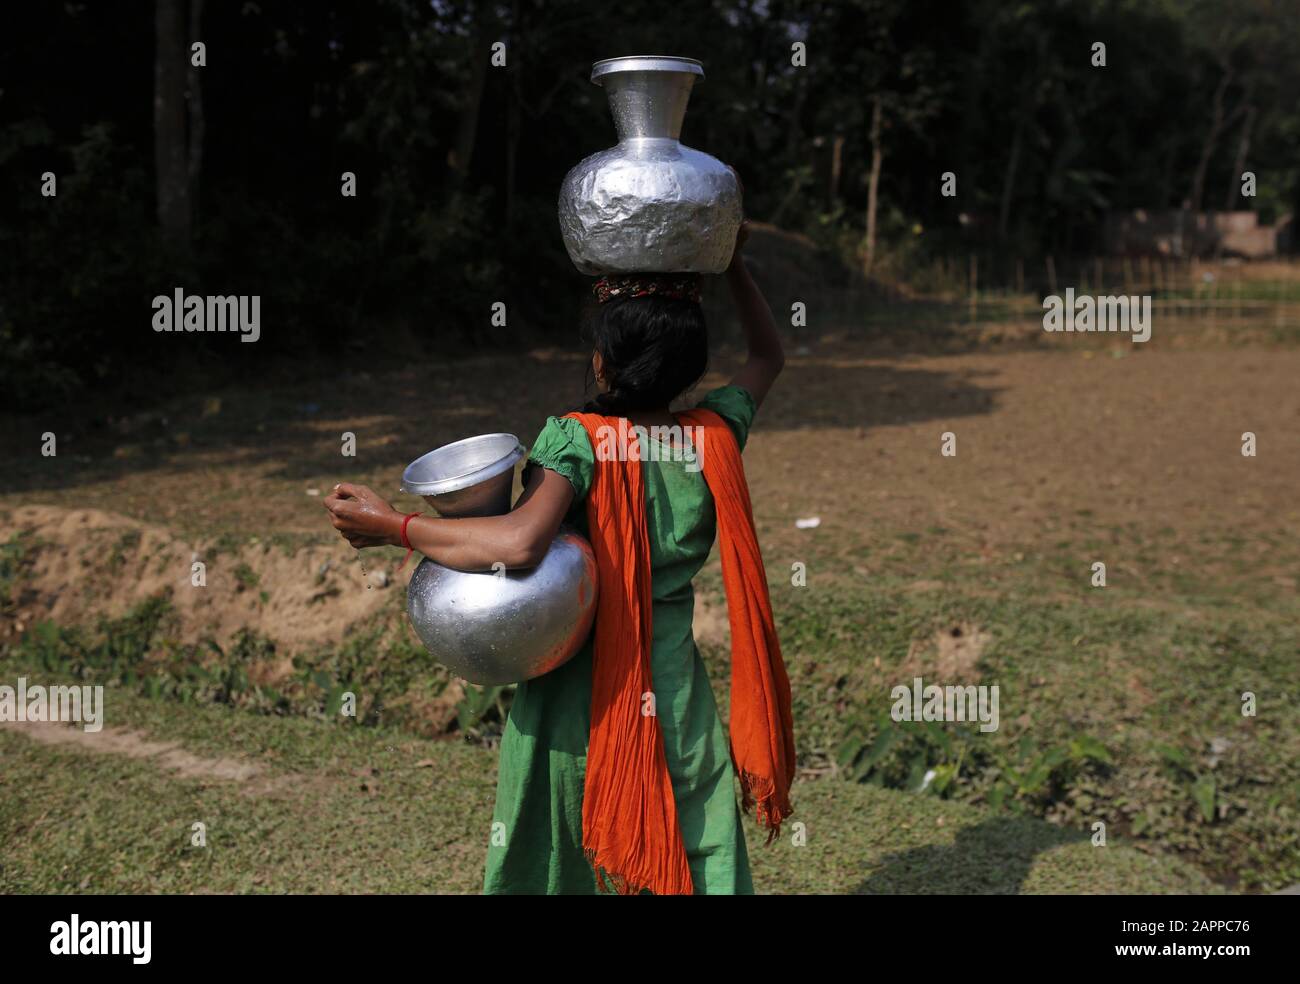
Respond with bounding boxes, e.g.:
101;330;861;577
0;530;40;614
693;530;1300;892
0;688;1218;894
232;562;261;592
107;529;143;573
6;593;469;736
4;493;1296;892
0;693;491;894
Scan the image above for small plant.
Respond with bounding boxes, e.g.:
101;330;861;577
836;710;1114;816
1155;742;1220;824
984;735;1113;813
107;529;142;572
0;531;39;614
233;562;260;592
456;684;511;739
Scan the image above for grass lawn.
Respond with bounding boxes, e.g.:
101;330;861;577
0;689;1219;895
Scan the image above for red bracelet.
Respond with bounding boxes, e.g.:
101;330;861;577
397;512;422;571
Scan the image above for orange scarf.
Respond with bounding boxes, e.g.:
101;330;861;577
564;408;795;895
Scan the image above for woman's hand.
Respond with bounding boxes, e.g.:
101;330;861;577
323;483;403;549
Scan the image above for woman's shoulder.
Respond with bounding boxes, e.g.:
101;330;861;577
532;413;593;448
693;384;758;451
525;414;595;500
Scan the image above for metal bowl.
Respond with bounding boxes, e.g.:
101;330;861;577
400;433;525;518
406;530;598;685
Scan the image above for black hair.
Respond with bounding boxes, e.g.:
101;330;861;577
579;293;708;416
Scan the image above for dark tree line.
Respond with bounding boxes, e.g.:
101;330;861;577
2;0;1298;411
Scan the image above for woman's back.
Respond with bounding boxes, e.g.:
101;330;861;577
483;383;758;895
524;383;757;601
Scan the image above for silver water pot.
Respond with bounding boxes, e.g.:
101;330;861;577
401;434;598;686
558;55;742;275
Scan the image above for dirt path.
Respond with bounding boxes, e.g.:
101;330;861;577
0;720;300;794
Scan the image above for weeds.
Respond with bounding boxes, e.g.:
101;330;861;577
1;591;486;737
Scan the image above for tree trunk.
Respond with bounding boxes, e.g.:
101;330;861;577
154;0;190;246
186;0;205;228
1158;142;1175;208
1224;104;1257;212
828;132;844;208
1189;64;1233;212
769;69;807;227
505;79;520;229
998;109;1026;240
784;70;807;161
863;96;883;274
448;33;489;188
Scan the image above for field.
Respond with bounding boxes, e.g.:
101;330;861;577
2;256;1298;894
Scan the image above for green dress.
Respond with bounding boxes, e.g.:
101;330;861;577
482;385;759;895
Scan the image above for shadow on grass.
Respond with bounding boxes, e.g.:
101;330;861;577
856;814;1089;895
3;348;1004;497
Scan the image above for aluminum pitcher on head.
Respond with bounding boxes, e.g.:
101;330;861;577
558;55;742;275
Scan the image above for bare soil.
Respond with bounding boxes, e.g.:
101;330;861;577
4;340;1298;652
0;720;295;792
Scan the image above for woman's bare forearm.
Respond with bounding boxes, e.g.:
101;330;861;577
401;513;543;572
396;467;574;572
726;255;784;406
728;258;783;363
324;461;572;567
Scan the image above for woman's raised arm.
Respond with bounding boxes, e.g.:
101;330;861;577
724;215;785;409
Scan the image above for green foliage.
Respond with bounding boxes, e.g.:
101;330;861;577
456;684;510;738
1155;743;1218;823
0;688;1221;894
232;563;260;592
735;567;1300;892
0;119;164;408
5;0;1300;407
0;531;39;614
2;593;481;734
107;529;142;572
836;711;1114;815
6;561;1297;888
